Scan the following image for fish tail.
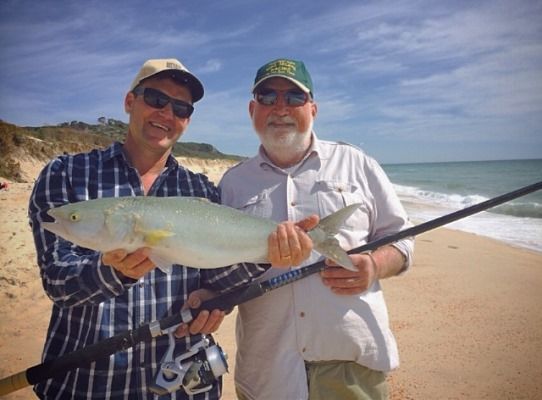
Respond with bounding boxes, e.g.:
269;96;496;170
310;203;361;271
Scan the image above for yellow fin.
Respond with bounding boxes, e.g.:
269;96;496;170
144;230;175;246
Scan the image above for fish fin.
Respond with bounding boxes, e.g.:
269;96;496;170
143;230;175;246
317;203;361;236
148;252;173;274
104;209;133;243
315;237;357;272
311;203;361;272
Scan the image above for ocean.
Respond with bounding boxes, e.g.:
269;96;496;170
381;159;542;253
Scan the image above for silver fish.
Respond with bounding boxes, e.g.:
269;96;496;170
42;197;360;273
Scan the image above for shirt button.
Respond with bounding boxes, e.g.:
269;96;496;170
302;347;306;353
300;312;305;317
291;201;296;207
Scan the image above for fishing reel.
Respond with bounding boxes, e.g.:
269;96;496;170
149;329;228;396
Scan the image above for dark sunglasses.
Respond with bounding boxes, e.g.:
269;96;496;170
132;87;194;118
254;88;309;107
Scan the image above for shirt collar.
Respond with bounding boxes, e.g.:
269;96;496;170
104;141;179;171
103;141;126;163
257;132;324;172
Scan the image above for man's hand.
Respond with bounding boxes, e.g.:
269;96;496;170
320;253;378;295
174;289;225;338
322;246;407;295
102;247;155;279
268;215;319;267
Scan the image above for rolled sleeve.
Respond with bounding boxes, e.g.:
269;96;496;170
365;156;415;271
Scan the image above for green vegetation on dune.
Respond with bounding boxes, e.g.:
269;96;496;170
0;119;243;181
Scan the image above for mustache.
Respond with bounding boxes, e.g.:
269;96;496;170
267;116;296;124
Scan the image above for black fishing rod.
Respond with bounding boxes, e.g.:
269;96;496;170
196;179;542;313
1;180;541;395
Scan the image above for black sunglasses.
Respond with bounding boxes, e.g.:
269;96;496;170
132;87;194;118
254;88;309;107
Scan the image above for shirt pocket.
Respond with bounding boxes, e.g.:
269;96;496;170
235;190;273;219
315;180;370;229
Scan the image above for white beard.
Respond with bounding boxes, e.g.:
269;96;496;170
255;116;313;157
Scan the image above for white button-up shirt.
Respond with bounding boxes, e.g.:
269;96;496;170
219;135;414;400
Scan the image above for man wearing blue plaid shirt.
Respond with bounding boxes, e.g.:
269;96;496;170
28;58;314;399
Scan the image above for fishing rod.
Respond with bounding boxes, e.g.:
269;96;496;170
1;180;541;395
195;179;542;313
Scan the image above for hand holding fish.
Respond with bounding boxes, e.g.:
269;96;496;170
173;216;319;339
100;214;319;280
321;253;378;295
102;247;155;279
321;246;408;295
268;215;319;267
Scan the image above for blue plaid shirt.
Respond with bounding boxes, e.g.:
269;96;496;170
28;142;266;400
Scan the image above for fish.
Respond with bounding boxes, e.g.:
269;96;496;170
42;196;360;274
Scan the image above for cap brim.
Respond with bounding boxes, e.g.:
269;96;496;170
168;70;204;103
252;75;311;94
132;69;204;103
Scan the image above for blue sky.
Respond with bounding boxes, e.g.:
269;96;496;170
1;0;541;164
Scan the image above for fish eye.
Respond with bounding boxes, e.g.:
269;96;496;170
69;213;80;222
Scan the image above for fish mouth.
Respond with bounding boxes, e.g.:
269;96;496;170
42;221;68;238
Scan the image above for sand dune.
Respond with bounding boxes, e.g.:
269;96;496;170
175;156;239;184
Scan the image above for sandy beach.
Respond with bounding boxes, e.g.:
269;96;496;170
0;160;541;399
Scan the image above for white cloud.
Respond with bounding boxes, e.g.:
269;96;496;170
198;59;223;74
1;0;541;162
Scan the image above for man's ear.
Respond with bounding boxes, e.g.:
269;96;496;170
124;92;135;114
249;99;256;118
311;101;318;118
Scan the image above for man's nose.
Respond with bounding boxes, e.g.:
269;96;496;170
159;102;176;119
272;95;290;114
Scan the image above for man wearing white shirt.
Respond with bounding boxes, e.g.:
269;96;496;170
220;58;415;400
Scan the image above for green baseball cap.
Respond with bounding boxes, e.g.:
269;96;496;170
252;58;314;96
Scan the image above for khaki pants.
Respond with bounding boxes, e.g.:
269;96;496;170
235;361;388;400
306;361;388;400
